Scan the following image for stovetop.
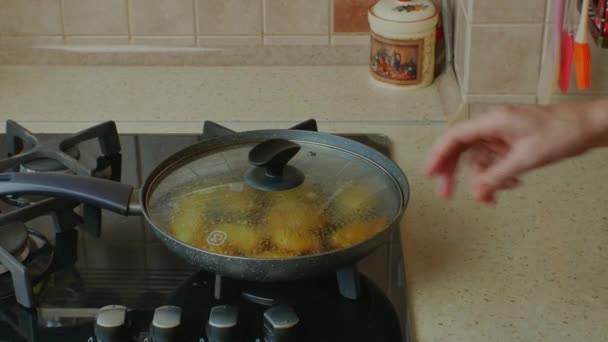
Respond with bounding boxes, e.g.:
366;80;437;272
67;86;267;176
0;122;412;342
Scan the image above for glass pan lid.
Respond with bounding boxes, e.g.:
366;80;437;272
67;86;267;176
146;139;403;259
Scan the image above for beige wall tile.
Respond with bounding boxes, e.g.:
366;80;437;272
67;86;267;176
66;36;130;45
471;0;547;24
63;0;128;35
197;0;261;35
263;35;329;45
0;0;62;35
0;36;63;47
198;36;262;47
330;35;370;46
467;24;543;94
545;0;554;23
454;0;472;19
537;20;557;104
435;69;468;123
131;36;196;46
465;0;473;16
130;0;194;35
454;1;469;93
264;0;330;34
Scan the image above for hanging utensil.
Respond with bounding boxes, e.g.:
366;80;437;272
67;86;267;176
559;0;576;93
555;0;567;61
575;0;592;89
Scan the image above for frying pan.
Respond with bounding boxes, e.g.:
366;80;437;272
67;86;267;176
0;121;410;282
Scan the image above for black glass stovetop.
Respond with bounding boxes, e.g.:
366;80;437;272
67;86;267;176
0;132;412;342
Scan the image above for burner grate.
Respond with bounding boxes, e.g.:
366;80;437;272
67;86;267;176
0;121;123;308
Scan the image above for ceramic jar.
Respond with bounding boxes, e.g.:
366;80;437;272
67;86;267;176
368;0;439;88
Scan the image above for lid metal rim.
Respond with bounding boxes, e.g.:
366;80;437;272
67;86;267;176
139;129;410;261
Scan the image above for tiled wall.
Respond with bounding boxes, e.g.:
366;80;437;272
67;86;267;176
0;0;450;48
0;0;388;47
454;0;546;106
454;0;608;112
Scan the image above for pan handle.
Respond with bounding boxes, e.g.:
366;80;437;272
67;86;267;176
0;173;137;215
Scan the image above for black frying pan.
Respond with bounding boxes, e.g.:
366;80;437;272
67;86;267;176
0;122;410;282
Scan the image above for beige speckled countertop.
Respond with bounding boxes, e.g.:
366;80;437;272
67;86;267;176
0;66;444;133
1;66;607;341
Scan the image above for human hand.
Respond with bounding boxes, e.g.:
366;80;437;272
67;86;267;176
424;101;608;204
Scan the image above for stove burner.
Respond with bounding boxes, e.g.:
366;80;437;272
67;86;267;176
0;197;84;308
240;276;335;306
19;146;80;173
0;120;122;242
0;221;28;256
0;221;30;275
0;230;54;302
0;120;121;180
0;245;29;275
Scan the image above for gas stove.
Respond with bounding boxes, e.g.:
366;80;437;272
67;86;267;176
0;121;412;342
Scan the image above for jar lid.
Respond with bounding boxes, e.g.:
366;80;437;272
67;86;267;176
370;0;437;23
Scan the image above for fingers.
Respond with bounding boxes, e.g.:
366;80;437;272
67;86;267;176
467;146;522;204
501;178;522;189
424;116;501;178
473;178;522;204
435;174;454;200
424;117;505;200
472;143;535;203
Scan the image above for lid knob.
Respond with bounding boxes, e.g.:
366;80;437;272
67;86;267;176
245;139;305;191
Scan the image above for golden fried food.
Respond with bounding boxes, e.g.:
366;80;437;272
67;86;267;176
263;186;328;255
330;218;386;249
192;233;237;256
269;227;322;254
211;223;264;254
204;185;258;220
330;183;379;220
254;249;298;259
265;200;327;234
264;185;319;205
169;192;208;245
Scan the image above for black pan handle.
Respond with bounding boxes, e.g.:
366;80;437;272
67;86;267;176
0;173;135;215
245;139;305;191
249;139;300;177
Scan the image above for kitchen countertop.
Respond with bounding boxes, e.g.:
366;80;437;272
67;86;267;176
1;65;607;341
0;65;445;134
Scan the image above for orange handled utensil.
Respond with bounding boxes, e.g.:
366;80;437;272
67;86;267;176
574;0;591;89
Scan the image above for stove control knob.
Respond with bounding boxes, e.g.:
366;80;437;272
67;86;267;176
263;305;299;342
151;306;182;342
94;305;127;342
206;305;239;342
